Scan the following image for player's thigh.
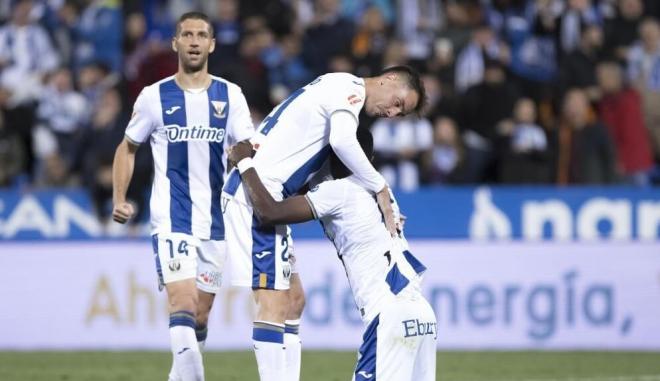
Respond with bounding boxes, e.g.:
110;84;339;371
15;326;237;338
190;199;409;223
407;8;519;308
152;233;200;291
375;296;437;381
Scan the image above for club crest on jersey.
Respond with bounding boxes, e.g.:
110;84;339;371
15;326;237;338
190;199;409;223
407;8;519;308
166;125;226;143
211;101;227;118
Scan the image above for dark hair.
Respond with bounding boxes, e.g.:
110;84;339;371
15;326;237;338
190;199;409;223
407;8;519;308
380;65;426;115
330;127;374;179
176;12;214;37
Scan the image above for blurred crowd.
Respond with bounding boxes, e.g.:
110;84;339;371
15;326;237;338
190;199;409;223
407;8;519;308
1;0;660;222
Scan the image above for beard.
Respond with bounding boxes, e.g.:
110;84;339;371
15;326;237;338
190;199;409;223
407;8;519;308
180;54;208;73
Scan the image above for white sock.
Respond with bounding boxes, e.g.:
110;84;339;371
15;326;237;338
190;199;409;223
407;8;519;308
284;319;302;381
253;321;285;381
170;312;204;381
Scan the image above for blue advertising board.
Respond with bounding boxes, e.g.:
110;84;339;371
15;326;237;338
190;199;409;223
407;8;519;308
1;187;659;240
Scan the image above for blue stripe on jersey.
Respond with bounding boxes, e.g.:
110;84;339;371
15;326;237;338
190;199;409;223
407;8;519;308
207;80;229;240
251;215;277;289
160;79;192;235
282;145;332;197
403;250;427;275
385;263;410;295
259;87;305;136
223;168;241;196
355;315;379;381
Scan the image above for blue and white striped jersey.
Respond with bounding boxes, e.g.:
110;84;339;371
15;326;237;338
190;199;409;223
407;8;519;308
125;75;254;240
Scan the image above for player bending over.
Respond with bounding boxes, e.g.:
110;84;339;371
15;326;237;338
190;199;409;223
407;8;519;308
229;128;437;381
221;66;425;381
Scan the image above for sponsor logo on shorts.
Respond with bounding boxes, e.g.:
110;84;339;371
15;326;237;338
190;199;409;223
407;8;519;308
402;319;437;339
198;271;222;288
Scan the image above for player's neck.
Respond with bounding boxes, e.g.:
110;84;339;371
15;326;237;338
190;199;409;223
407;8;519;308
175;69;211;91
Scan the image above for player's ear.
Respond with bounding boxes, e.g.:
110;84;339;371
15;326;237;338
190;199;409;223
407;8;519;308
209;38;216;53
171;37;178;52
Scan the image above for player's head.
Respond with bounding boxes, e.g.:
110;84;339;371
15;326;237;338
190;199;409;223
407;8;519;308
330;127;374;179
172;12;215;73
364;65;426;118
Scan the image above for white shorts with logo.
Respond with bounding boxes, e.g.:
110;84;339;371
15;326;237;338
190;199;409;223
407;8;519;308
151;232;226;293
352;291;437;381
221;195;292;290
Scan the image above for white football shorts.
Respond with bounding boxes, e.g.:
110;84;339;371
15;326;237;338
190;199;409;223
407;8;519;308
352;291;437;381
151;232;226;294
221;194;292;290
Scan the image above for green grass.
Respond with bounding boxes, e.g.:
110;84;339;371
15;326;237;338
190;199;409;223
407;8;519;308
0;351;659;381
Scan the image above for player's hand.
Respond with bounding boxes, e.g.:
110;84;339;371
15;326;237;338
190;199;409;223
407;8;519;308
376;186;397;237
112;201;135;224
228;141;255;167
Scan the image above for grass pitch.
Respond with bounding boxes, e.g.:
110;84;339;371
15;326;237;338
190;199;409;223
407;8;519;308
0;351;659;381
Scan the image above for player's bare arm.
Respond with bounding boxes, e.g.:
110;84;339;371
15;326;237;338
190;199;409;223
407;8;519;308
111;137;139;223
230;141;314;225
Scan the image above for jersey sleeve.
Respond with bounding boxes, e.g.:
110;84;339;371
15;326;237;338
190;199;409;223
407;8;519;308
329;111;387;193
304;180;345;219
125;88;157;144
227;84;255;145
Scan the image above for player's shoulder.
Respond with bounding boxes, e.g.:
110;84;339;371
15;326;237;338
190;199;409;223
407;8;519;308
320;73;365;92
210;75;245;96
317;73;365;109
139;75;176;99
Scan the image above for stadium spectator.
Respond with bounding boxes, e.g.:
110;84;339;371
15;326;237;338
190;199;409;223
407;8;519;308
36;67;88;166
627;17;660;160
604;0;644;61
596;61;654;185
395;0;443;67
371;114;434;192
498;97;552;183
459;58;520;182
351;6;390;77
301;0;355;75
63;0;123;73
557;0;602;55
423;116;466;184
552;88;617;184
0;111;26;187
557;23;604;100
454;23;508;93
262;33;313;104
0;0;59;179
207;0;242;74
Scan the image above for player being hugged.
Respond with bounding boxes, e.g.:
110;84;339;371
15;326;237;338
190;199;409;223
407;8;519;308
229;128;437;381
112;12;254;381
221;66;425;380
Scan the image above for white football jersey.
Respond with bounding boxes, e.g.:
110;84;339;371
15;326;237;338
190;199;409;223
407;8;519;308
125;75;254;240
305;176;427;324
223;73;366;201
